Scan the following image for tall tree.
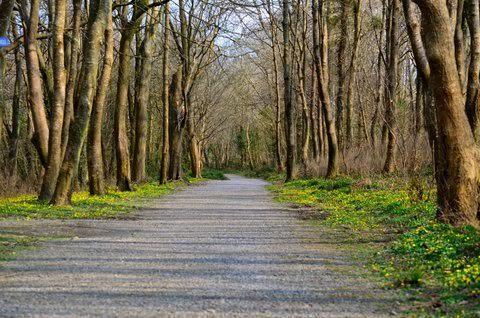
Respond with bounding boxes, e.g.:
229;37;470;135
62;0;82;159
312;0;339;178
402;0;480;227
39;0;68;201
345;0;363;145
52;0;111;205
87;4;114;195
283;0;297;181
114;0;149;191
265;0;285;172
0;0;15;141
133;9;159;183
21;0;50;166
335;0;350;149
5;21;23;179
383;0;400;173
168;69;186;180
159;3;171;184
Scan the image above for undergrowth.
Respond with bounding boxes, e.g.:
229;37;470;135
200;169;229;180
269;175;480;317
226;167;285;182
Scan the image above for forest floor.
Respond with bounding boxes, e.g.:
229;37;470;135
0;175;397;317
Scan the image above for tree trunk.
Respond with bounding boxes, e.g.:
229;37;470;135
283;0;297;181
168;69;185;181
267;4;285;172
22;0;49;166
313;0;339;178
6;22;23;179
383;0;400;173
187;110;202;178
87;6;113;196
39;0;67;201
133;10;158;183
310;65;320;162
115;31;134;191
406;0;480;227
0;0;15;141
52;0;110;205
159;3;171;184
298;1;310;173
345;0;363;146
61;0;82;159
115;0;149;191
335;0;350;149
465;0;480;140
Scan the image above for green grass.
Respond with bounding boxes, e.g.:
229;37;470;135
225;167;285;182
269;176;480;317
0;181;182;220
200;169;228;180
0;233;40;262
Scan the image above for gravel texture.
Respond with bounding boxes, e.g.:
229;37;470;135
0;175;396;317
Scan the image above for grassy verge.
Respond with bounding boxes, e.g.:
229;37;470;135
268;175;480;317
222;167;285;182
0;180;193;220
199;169;229;180
0;233;40;262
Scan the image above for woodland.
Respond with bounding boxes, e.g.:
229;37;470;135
0;0;479;315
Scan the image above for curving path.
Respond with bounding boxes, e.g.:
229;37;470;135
0;175;395;317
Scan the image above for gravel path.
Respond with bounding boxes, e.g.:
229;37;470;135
0;175;396;317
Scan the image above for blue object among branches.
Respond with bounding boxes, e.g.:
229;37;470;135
0;37;10;48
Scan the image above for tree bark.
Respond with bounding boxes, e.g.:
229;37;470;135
168;69;185;181
406;0;480;227
39;0;67;201
313;0;339;178
187;106;202;178
0;0;15;141
61;0;82;159
133;10;158;183
87;6;113;195
383;0;400;173
345;0;363;146
283;0;297;181
298;0;310;173
465;0;480;140
159;3;171;184
310;64;320;162
52;0;110;205
266;0;285;172
6;21;23;179
22;0;50;166
115;0;149;191
335;0;350;149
